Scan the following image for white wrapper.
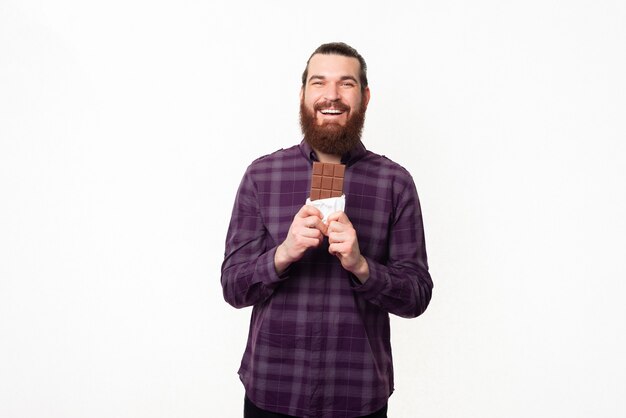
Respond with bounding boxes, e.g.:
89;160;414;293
305;195;346;223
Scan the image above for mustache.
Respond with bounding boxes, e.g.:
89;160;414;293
313;101;350;112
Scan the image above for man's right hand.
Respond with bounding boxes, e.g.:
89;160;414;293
274;205;327;275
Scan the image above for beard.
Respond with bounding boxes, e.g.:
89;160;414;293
300;99;366;157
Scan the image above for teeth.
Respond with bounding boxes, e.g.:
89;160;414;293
320;109;342;114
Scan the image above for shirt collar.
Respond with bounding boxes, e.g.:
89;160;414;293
298;139;367;167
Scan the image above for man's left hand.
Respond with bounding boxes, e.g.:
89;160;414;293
326;211;370;283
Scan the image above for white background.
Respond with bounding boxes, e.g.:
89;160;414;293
1;1;625;417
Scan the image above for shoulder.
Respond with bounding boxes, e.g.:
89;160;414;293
356;150;415;186
246;145;302;174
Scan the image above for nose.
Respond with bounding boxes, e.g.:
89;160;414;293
323;83;340;101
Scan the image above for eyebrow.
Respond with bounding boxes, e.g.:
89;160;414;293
308;75;359;84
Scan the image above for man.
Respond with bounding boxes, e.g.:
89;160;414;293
221;42;433;418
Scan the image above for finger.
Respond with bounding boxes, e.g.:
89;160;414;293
299;236;323;248
326;220;346;234
298;226;324;239
326;210;350;225
327;231;346;244
303;215;322;228
296;204;324;220
305;216;328;235
328;242;346;256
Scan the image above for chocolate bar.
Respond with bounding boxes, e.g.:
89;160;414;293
310;162;345;200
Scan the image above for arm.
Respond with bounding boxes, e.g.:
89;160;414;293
220;170;280;308
327;180;433;318
221;169;326;308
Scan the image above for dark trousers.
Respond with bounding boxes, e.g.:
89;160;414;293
244;395;388;418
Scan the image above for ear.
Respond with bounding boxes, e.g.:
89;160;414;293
362;87;371;110
300;87;304;102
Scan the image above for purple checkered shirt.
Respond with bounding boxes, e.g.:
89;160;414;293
221;140;432;418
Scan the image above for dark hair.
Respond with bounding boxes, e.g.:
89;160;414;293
301;42;368;93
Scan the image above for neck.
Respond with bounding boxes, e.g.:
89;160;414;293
314;148;341;164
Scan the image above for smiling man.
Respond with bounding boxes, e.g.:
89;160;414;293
221;42;433;418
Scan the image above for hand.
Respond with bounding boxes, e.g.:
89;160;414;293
326;211;370;283
274;205;327;274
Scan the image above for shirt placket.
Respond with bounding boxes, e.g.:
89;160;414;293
307;251;331;417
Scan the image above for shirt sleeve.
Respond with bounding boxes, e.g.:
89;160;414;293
220;167;287;308
351;177;433;318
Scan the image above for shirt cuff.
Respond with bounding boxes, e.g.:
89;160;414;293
350;255;388;299
257;246;291;286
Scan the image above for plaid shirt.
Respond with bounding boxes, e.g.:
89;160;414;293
221;140;432;418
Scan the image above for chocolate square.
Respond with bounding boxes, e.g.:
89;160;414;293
309;162;346;201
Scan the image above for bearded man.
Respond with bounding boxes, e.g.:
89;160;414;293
221;42;433;418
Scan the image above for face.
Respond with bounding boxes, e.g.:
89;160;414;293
300;54;370;156
301;54;370;127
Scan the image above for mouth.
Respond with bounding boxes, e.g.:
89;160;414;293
319;109;344;115
311;101;351;123
317;107;349;121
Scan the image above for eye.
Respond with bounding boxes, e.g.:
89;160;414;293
341;82;355;88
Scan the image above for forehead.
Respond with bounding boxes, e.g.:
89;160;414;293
306;54;361;81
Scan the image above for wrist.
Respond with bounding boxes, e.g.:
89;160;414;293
351;256;370;284
274;243;292;275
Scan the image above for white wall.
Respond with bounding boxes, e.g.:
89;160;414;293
1;1;625;417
